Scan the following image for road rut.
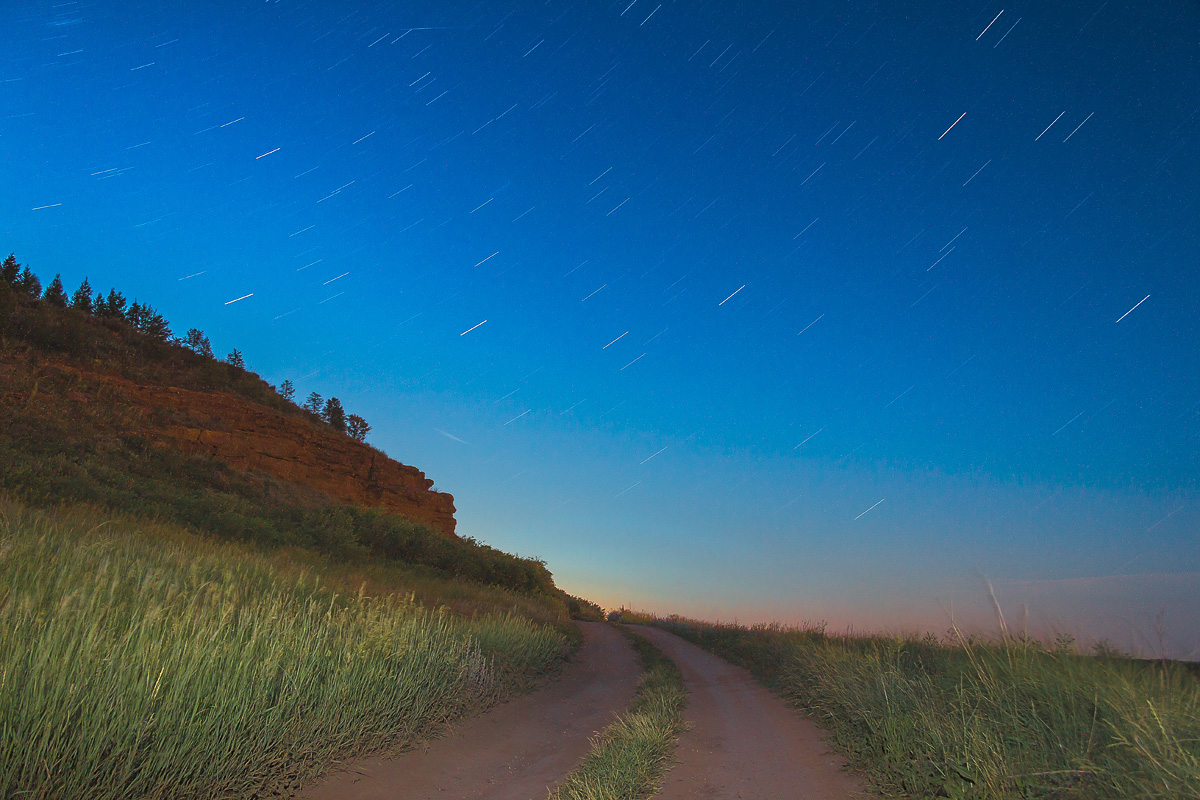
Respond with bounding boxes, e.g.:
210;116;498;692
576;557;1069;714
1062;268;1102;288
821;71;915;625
635;625;866;800
301;621;640;800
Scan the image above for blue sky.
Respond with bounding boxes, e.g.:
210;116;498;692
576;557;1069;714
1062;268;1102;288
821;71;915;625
4;0;1198;656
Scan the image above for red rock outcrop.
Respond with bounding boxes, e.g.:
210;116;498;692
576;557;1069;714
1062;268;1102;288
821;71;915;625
20;360;457;537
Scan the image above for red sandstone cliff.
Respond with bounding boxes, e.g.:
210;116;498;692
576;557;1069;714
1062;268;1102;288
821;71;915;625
6;355;457;537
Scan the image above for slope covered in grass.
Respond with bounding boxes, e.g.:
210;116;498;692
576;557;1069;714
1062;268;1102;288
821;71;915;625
0;499;570;800
0;271;602;620
0;296;555;597
653;616;1200;800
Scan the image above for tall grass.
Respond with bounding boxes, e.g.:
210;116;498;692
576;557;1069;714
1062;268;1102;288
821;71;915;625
0;499;569;800
547;628;687;800
654;617;1200;799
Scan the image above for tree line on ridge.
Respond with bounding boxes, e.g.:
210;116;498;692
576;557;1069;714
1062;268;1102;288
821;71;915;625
1;253;371;443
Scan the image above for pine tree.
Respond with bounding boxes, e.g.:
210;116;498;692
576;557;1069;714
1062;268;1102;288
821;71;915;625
1;254;20;286
16;267;41;298
139;309;172;342
227;349;245;369
303;392;324;414
42;274;68;307
346;414;371;442
96;288;127;319
126;300;171;340
322;397;346;432
70;278;94;312
181;328;213;358
278;379;295;402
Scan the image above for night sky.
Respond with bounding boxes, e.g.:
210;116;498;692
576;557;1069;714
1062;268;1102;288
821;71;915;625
5;1;1198;656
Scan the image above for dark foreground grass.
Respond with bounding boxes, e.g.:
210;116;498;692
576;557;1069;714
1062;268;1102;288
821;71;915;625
652;616;1199;800
546;626;687;800
0;499;570;800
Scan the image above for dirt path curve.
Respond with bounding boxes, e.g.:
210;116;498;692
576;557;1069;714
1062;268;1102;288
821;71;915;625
301;621;640;800
635;626;867;800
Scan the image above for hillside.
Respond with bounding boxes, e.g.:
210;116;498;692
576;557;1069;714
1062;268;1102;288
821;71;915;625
0;256;616;799
3;348;457;536
1;279;454;533
0;257;593;607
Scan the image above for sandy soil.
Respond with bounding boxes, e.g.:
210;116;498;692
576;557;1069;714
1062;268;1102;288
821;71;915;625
635;626;868;800
300;621;641;800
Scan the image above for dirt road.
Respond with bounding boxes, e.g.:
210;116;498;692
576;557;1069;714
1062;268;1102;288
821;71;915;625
301;622;640;800
635;626;867;800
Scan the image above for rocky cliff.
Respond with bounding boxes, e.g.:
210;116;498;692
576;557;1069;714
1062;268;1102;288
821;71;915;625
9;354;457;537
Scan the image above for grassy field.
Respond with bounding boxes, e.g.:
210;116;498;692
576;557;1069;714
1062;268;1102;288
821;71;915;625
650;615;1199;800
547;626;687;800
0;498;571;800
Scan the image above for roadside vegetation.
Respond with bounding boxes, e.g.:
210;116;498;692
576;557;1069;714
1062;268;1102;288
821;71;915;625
0;499;571;800
0;252;603;618
547;626;687;800
1;251;606;795
649;615;1200;800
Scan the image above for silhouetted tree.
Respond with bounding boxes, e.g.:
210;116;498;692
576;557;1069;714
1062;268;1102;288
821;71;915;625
278;379;295;402
227;349;245;369
303;391;323;414
70;278;94;312
180;327;213;358
322;397;346;432
141;312;172;342
42;274;68;307
346;414;371;442
2;254;21;286
127;300;172;341
95;288;128;320
16;266;41;298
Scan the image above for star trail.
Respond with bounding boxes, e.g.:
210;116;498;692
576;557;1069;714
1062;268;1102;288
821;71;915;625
4;0;1198;656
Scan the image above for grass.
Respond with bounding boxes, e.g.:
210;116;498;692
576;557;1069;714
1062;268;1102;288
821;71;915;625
0;498;571;800
0;298;607;617
649;615;1200;799
547;626;688;800
0;338;563;599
